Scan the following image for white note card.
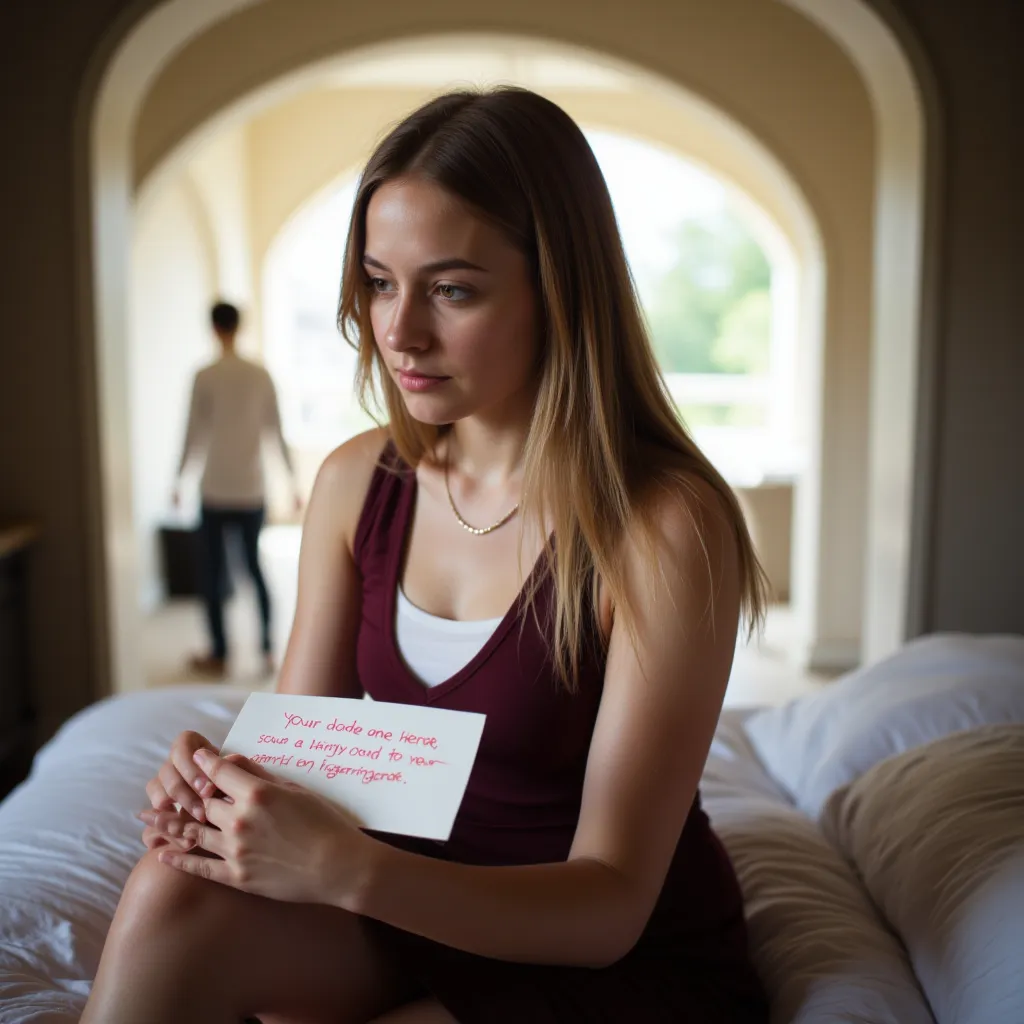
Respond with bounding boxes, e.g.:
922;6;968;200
219;693;486;842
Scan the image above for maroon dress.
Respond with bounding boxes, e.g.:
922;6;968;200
354;444;768;1023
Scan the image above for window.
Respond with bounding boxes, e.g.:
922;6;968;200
262;177;372;451
588;129;794;484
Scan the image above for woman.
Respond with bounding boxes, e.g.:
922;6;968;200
82;87;770;1023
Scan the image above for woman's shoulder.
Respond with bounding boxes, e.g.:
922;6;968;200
629;455;738;569
606;460;742;648
635;444;731;519
310;427;392;551
319;426;391;479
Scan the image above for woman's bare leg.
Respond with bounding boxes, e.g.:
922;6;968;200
82;850;419;1024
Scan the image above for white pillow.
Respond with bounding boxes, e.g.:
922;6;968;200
743;633;1024;817
709;794;935;1024
821;725;1024;1024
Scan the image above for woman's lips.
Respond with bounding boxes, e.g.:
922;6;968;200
397;370;450;392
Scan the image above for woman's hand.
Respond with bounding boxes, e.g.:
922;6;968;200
139;817;200;852
138;752;251;851
155;749;370;907
144;729;220;823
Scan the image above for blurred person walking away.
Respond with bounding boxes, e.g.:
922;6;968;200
173;301;301;679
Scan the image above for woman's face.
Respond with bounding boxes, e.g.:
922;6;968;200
363;176;539;428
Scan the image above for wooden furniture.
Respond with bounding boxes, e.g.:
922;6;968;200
0;524;39;800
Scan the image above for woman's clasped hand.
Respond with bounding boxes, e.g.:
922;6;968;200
138;743;368;907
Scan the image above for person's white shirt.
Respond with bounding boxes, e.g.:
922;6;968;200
178;351;294;508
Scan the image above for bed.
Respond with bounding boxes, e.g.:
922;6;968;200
2;633;1023;1023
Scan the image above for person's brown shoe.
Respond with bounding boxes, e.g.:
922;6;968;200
188;653;227;678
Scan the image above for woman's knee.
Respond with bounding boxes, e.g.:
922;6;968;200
115;849;229;937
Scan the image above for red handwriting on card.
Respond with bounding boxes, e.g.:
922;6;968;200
252;753;294;767
308;739;348;756
284;713;321;729
318;759;404;784
253;715;455;785
399;731;438;748
326;718;363;735
348;746;382;761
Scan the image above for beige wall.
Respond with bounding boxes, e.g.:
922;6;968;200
130;176;216;608
242;76;823;277
183;125;261;359
1;0;1021;742
737;485;794;603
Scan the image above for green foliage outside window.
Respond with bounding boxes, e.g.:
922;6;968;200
645;211;772;377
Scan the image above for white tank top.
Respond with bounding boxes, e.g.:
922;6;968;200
395;588;503;687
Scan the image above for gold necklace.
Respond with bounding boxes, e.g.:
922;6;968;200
444;444;521;536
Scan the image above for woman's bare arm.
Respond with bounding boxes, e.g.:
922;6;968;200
344;478;741;967
276;427;388;698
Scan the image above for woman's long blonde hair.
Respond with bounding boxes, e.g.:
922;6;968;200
339;87;768;690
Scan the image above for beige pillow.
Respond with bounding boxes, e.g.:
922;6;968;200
710;794;935;1023
822;725;1024;1024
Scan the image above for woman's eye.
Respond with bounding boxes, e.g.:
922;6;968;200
436;283;470;301
368;277;392;294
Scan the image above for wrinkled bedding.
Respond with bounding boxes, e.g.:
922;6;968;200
0;687;246;1022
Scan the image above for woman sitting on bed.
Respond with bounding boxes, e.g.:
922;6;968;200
82;87;770;1024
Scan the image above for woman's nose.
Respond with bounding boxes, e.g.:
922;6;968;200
382;295;430;353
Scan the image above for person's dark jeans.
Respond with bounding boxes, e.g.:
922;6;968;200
199;504;271;660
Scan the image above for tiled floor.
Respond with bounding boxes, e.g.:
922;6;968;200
138;525;830;708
